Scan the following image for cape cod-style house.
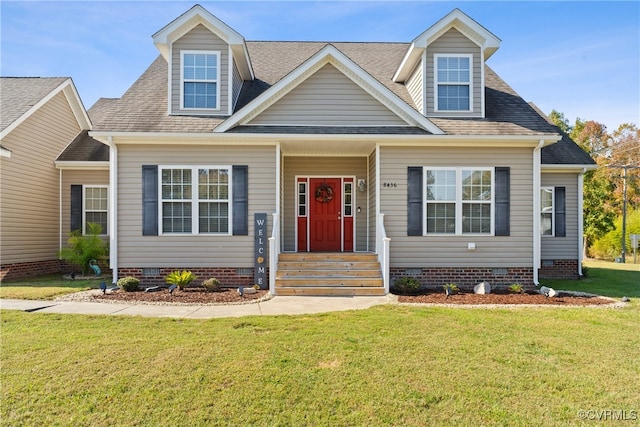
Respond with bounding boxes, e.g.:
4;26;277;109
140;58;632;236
1;5;596;294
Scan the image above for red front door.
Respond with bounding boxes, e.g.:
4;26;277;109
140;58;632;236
309;178;342;251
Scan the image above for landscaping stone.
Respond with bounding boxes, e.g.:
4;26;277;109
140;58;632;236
474;281;491;294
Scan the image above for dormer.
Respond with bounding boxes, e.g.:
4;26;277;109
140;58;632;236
152;4;253;116
393;9;501;118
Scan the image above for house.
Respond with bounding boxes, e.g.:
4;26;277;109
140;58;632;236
0;77;107;281
10;5;597;293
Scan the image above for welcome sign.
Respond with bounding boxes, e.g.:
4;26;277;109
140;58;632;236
254;213;267;289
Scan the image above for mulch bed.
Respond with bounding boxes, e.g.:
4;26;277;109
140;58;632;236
396;290;616;306
93;287;268;305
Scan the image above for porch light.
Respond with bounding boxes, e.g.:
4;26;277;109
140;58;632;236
357;179;366;192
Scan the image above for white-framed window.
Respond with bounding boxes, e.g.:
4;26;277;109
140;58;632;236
424;167;493;235
83;185;108;235
344;181;353;217
540;187;554;236
434;54;472;112
181;51;220;110
297;181;307;217
160;166;231;235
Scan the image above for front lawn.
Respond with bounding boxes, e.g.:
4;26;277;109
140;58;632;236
2;303;639;425
0;275;106;300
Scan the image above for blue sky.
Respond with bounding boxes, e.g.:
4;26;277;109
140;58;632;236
1;1;638;131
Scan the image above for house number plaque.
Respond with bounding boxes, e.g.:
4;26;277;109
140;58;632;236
254;213;268;289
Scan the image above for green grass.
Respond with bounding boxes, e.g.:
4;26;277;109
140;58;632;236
541;260;640;298
2;305;639;426
0;275;107;300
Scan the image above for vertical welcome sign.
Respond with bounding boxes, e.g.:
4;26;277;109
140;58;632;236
254;213;267;289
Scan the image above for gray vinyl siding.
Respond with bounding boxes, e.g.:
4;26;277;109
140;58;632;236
61;170;110;238
249;64;407;126
282;156;368;252
541;173;579;259
425;28;482;117
0;92;81;264
406;60;424;114
116;144;277;268
379;146;534;268
231;59;243;111
171;24;229;115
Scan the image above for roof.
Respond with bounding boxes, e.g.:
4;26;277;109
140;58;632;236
0;77;68;132
57;130;109;162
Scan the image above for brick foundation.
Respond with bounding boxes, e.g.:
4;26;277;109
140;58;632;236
1;259;64;282
389;267;534;291
117;267;263;288
538;259;579;280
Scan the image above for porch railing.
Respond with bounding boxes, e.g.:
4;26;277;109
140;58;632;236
268;212;280;295
376;213;391;294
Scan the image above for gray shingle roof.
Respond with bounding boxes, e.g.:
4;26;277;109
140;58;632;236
89;40;594;166
57;130;109;162
0;77;68;132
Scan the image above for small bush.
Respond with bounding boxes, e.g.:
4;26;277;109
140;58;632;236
509;283;524;294
165;270;196;290
202;278;221;292
117;276;140;292
392;277;421;295
443;283;459;295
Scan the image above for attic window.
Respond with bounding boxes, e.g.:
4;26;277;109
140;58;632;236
181;51;220;110
435;54;472;112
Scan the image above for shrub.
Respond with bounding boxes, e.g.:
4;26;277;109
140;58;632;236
392;277;421;295
117;276;140;292
509;283;524;294
202;278;221;292
58;223;108;275
442;283;459;295
165;270;196;290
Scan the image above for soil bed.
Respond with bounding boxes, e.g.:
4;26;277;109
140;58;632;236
93;287;268;305
396;290;615;306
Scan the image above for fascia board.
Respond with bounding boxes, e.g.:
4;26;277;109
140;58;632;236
55;161;110;170
542;164;598;172
0;79;90;140
216;44;443;134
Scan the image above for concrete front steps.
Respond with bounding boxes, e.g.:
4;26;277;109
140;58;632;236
275;252;385;296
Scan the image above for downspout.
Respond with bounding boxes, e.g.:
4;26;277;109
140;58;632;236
106;136;118;284
532;139;544;285
59;169;63;257
578;168;586;277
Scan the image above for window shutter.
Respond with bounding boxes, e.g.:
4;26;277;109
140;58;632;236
232;165;248;236
407;167;423;236
494;167;510;236
142;165;158;236
554;186;566;237
70;185;82;232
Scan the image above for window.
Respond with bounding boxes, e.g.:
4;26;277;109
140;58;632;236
344;181;353;216
181;51;219;109
540;187;554;236
297;181;307;216
424;168;492;235
84;186;108;235
160;166;230;235
435;55;471;112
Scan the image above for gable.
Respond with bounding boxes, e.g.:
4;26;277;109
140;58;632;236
248;64;407;126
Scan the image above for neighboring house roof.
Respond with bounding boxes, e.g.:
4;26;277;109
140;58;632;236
56;130;109;162
0;77;91;138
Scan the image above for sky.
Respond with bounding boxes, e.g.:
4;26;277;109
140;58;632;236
1;1;638;131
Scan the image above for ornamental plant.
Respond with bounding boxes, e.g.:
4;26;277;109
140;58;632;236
443;283;460;296
509;283;524;294
117;276;140;292
58;222;108;275
391;277;421;295
202;277;221;292
165;270;196;290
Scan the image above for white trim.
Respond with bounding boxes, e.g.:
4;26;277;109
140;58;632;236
55;161;110;170
158;165;233;236
1;79;91;140
375;143;381;247
540;186;555;237
542;164;598;172
533;139;545;285
107;137;118;283
578;169;585;276
167;44;173;115
59;169;63;258
227;45;233;115
433;54;473;113
0;146;11;158
215;44;443;135
180;50;221;111
480;49;486;117
82;184;109;236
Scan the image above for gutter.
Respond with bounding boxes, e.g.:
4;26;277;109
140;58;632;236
106;136;118;284
532;139;545;286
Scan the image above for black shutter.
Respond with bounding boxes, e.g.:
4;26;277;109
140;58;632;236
232;165;248;236
554;186;566;237
70;185;82;232
142;165;158;236
407;167;423;236
494;167;510;236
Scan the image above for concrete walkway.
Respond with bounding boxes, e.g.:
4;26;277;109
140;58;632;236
0;295;395;319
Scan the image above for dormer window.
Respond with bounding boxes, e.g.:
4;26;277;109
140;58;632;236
435;54;472;112
181;51;220;109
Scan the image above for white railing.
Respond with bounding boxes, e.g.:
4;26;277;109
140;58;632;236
376;213;391;294
268;212;280;295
